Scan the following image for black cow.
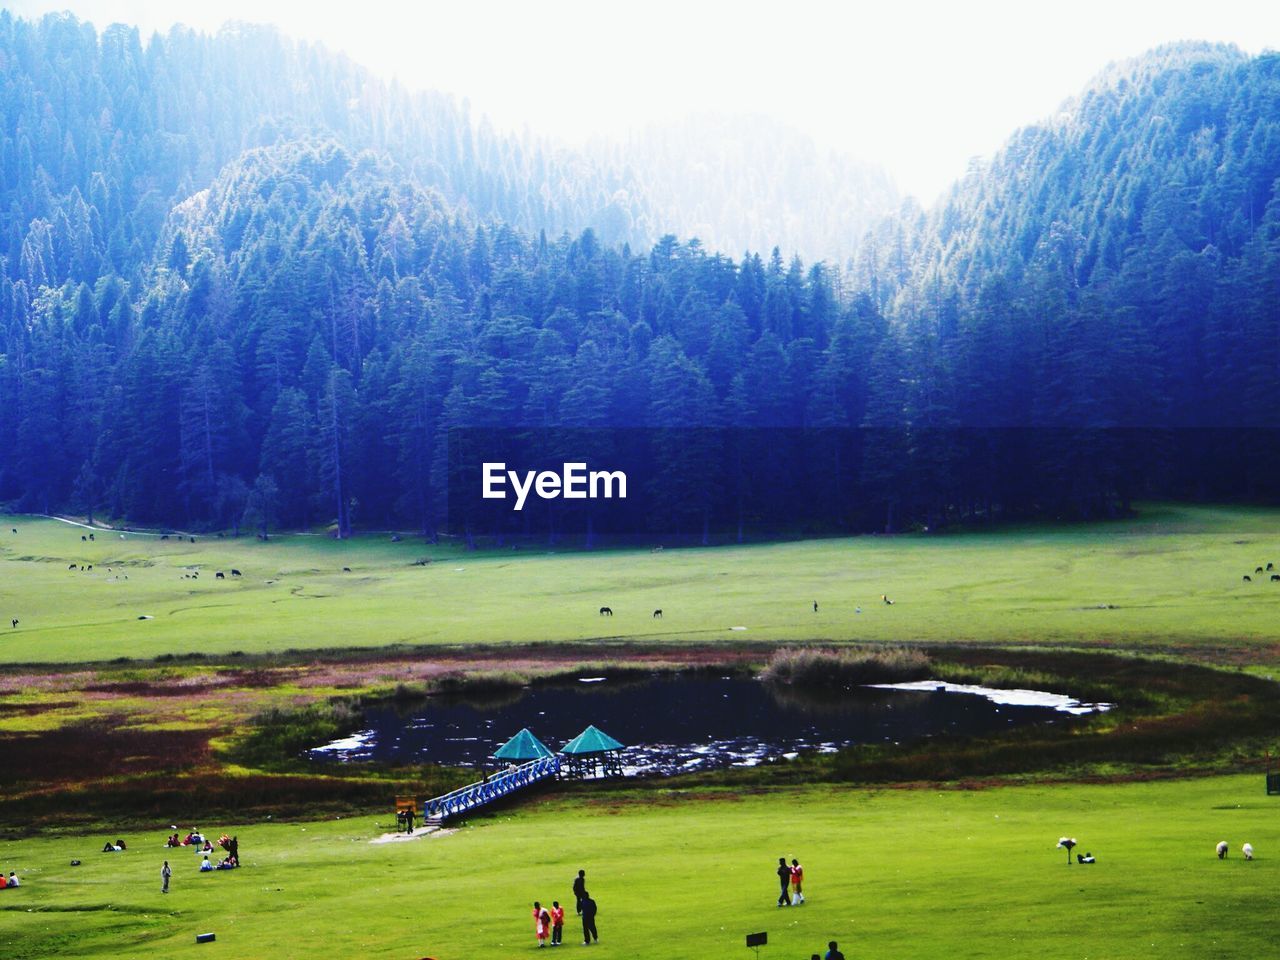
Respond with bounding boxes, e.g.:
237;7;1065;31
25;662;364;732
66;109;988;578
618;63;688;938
1244;575;1253;582
653;609;663;618
1256;567;1264;574
215;571;225;579
88;533;94;541
81;535;87;541
813;601;819;612
189;536;195;543
342;566;351;573
599;606;613;616
1272;575;1279;582
230;569;241;577
68;563;77;570
10;619;17;628
1269;563;1275;571
161;535;169;540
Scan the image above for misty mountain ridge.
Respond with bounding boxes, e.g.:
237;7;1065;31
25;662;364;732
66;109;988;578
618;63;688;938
2;16;1280;535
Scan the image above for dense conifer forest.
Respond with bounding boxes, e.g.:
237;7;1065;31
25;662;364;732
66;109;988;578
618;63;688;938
1;14;1278;537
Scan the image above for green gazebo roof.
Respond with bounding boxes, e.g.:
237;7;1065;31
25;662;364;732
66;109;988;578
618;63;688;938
493;728;554;761
561;724;625;755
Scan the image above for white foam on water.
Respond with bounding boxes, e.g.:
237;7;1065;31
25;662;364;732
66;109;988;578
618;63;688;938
577;677;606;683
868;681;1112;715
311;730;375;753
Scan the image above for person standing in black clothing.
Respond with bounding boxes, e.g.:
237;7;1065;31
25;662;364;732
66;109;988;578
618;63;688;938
776;857;792;906
580;895;598;944
572;869;587;914
404;806;415;834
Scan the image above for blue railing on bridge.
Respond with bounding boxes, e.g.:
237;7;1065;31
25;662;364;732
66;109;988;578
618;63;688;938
423;756;561;822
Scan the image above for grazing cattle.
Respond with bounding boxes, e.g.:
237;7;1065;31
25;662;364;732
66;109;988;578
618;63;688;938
10;619;17;629
230;569;241;577
813;601;819;613
161;535;169;540
1272;575;1280;582
81;535;86;541
1217;840;1229;859
10;528;15;534
189;536;195;543
68;563;77;570
1243;843;1254;860
1257;567;1265;574
1244;575;1252;582
599;606;613;616
87;565;92;571
342;566;351;573
88;533;94;541
653;609;663;619
1269;563;1275;571
215;571;225;579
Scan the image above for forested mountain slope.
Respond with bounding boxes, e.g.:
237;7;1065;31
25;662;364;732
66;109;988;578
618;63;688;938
1;24;1279;536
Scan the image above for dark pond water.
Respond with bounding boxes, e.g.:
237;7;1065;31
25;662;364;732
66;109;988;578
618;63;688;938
310;674;1103;775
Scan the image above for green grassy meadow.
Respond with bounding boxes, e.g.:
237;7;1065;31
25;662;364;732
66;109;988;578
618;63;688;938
2;503;1280;664
1;774;1275;959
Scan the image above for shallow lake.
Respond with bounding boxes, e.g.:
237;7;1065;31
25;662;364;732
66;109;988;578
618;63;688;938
310;673;1109;775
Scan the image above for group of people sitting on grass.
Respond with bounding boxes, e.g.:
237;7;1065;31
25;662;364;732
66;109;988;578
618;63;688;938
0;870;19;889
199;853;239;871
202;833;240;870
165;828;240;870
165;828;206;848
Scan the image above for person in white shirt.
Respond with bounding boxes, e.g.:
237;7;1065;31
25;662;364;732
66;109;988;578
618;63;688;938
199;856;213;872
7;872;18;887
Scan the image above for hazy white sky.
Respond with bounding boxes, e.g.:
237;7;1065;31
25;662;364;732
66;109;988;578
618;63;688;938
9;1;1280;200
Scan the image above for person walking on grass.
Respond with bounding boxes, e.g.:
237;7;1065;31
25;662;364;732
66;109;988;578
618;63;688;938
533;901;551;948
404;806;415;835
572;869;587;914
776;857;792;907
161;860;171;894
790;858;805;905
580;895;598;945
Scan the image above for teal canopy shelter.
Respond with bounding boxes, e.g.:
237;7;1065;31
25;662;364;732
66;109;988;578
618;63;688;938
493;728;554;762
560;724;625;779
561;724;625;755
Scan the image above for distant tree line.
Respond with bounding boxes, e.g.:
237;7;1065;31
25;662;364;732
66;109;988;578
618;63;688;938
0;23;1279;539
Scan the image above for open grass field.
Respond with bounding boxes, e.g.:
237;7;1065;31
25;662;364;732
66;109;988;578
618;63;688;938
2;504;1280;664
1;774;1275;960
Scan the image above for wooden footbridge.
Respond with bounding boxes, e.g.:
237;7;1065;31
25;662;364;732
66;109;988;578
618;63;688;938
423;756;561;825
419;724;626;825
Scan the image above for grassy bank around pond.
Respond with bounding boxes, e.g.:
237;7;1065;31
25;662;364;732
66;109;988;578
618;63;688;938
2;644;1277;829
2;774;1276;959
4;502;1280;663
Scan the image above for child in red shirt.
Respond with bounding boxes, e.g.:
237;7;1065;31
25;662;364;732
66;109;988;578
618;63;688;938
550;901;565;945
533;902;550;947
790;859;805;905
